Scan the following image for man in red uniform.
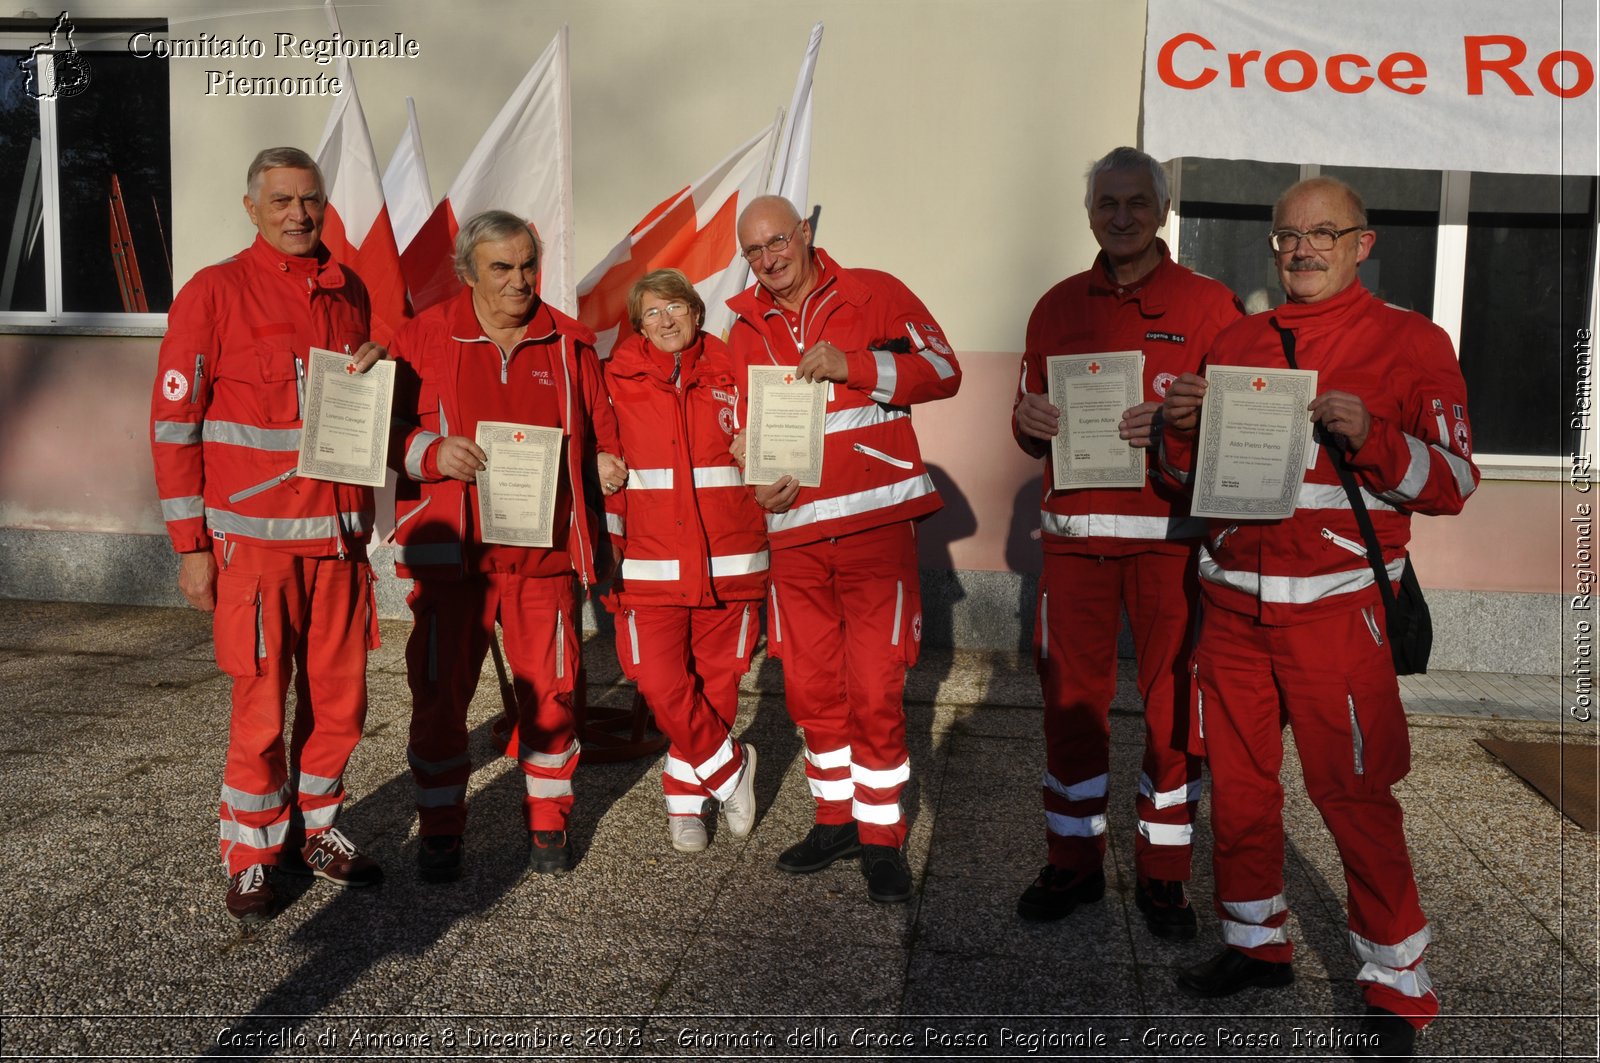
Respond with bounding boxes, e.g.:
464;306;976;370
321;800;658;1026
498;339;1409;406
391;210;624;880
1012;147;1242;936
150;147;386;924
726;194;960;904
1160;177;1478;1056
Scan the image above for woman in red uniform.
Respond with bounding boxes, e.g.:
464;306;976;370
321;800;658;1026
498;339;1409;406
604;269;767;852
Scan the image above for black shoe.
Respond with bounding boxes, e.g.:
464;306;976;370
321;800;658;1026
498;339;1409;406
1177;948;1294;998
418;834;463;884
1136;877;1199;940
1016;864;1105;922
860;845;913;903
527;830;572;875
776;822;861;873
1349;1006;1418;1058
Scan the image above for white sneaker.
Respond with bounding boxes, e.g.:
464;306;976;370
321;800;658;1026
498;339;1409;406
669;814;708;853
721;743;759;838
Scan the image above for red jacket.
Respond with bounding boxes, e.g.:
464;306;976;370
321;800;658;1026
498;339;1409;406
1015;245;1243;556
390;289;619;585
602;332;767;607
150;236;374;558
1160;281;1480;625
725;248;960;548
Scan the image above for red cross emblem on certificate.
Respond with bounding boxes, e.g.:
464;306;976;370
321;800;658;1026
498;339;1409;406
1087;361;1101;374
784;373;795;384
512;431;526;443
1251;377;1267;391
345;362;358;374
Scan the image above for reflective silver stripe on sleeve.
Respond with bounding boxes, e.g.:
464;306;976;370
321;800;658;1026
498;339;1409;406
394;541;462;567
161;495;205;521
1041;511;1206;540
1199;546;1405;605
630;468;674;490
153;420;202;444
406;431;442;480
692;466;745;489
1377;434;1432;504
825;404;909;434
870;349;898;404
407;748;470;776
767;473;935;534
1436;444;1477;498
1043;771;1107;801
710;550;768;577
219;783;287;813
918;346;956;380
203;420;302;451
1045;810;1107;837
621;558;681;581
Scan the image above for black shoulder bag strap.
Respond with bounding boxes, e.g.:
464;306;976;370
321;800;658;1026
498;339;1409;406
1272;320;1402;625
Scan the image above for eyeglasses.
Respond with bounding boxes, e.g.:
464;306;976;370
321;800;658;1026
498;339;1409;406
1268;226;1365;253
640;302;690;324
741;222;802;262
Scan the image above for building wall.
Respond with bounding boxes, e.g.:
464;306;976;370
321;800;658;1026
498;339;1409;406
0;0;1569;673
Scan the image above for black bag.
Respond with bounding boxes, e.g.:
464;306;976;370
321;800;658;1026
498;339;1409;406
1274;322;1432;675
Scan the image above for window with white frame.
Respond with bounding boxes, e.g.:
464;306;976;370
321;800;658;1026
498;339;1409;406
1171;159;1599;476
1;16;171;328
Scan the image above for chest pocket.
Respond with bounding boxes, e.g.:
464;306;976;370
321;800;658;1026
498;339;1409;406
249;324;301;425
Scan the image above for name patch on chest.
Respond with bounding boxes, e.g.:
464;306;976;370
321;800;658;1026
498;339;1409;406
530;369;555;386
711;388;736;405
1145;331;1186;344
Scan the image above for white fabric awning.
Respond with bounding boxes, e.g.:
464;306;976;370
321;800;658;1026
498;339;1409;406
1141;0;1597;176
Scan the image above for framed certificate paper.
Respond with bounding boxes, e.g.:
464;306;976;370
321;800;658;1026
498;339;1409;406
1191;366;1318;521
475;421;564;548
745;365;826;487
1045;351;1145;491
296;348;395;488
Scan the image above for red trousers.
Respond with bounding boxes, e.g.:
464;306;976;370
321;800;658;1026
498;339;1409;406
768;521;921;847
1033;550;1200;880
212;540;376;875
615;602;756;813
405;573;580;834
1197;602;1436;1025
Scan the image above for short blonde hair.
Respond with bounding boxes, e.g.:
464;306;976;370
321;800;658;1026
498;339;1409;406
627;268;705;333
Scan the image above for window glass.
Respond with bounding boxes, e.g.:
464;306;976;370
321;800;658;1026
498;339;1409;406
1175;159;1297;314
56;50;173;313
1458;174;1597;457
1322;165;1439;315
0;54;45;312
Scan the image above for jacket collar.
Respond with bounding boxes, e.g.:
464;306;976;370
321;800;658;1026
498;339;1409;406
726;246;866;319
1270;278;1370;329
1084;240;1173;315
447;287;561;345
245;234;347;289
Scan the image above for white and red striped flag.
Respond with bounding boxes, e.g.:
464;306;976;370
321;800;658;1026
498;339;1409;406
576;120;780;360
382;96;434;255
401;26;575;315
769;21;822;212
314;57;407;346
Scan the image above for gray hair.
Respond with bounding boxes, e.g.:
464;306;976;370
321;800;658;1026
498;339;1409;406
453;210;542;283
1083;146;1170;214
246;147;324;200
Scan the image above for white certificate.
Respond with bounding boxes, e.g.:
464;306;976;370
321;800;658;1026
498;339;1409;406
745;364;826;487
296;347;394;488
1046;350;1145;491
475;421;564;548
1191;366;1319;521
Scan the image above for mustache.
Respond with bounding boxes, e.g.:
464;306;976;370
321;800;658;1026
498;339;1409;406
1286;260;1328;272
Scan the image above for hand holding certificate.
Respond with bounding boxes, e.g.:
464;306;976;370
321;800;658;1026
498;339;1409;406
745;364;826;487
475;421;564;548
1046;350;1145;490
1191;366;1318;520
296;347;396;488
